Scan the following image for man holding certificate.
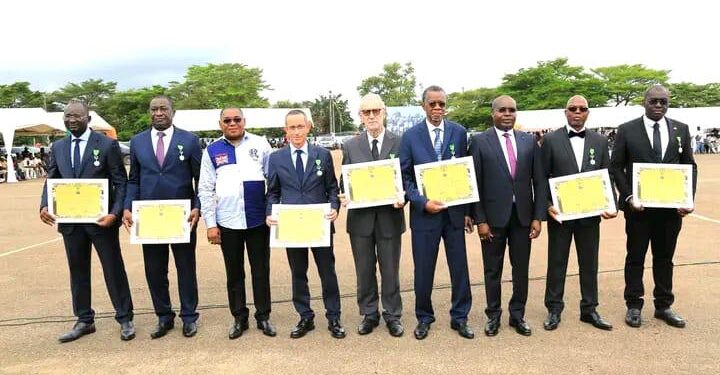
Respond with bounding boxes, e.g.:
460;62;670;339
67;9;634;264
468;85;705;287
469;95;547;337
265;110;345;339
399;85;475;340
610;85;697;329
39;100;135;342
541;95;615;332
198;108;276;339
339;94;406;337
123;95;203;338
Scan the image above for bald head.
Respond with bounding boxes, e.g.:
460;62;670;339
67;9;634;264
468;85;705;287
565;95;590;130
566;95;588;108
491;95;517;130
491;95;517;112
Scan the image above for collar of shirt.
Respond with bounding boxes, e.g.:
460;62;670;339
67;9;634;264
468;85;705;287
71;127;92;143
289;141;309;155
152;125;174;139
566;124;586;134
426;119;445;139
493;126;515;140
221;133;249;148
367;129;385;149
642;115;667;131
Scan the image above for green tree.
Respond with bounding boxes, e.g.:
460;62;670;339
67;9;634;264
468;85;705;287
272;100;306;109
306;93;354;135
592;64;669;106
169;63;270;109
50;79;117;109
357;62;418;106
446;87;497;130
97;85;167;140
668;82;720;108
0;82;47;108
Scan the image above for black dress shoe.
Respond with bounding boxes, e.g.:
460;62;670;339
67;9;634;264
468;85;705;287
580;311;613;330
625;308;642;328
58;322;96;343
414;322;431;340
654;308;686;328
450;321;475;339
484;318;500;337
183;322;198;337
328;319;346;339
509;318;532;336
120;321;136;341
229;319;249;340
290;318;315;339
387;320;404;337
257;320;277;337
543;313;561;331
357;317;380;335
150;321;175;339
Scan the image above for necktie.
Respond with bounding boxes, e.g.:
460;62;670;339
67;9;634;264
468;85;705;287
371;139;379;160
568;130;586;138
652;123;662;161
156;131;165;166
295;149;304;183
503;133;517;179
72;139;81;177
433;128;442;161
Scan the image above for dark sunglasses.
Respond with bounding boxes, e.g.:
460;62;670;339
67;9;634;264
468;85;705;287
222;117;243;125
427;101;446;108
648;98;668;106
567;106;589;113
497;107;516;114
360;108;383;116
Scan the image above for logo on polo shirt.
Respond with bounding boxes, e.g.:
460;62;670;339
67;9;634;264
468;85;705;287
249;148;259;161
214;152;230;166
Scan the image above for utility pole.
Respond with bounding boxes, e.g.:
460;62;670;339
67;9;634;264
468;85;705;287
328;90;335;135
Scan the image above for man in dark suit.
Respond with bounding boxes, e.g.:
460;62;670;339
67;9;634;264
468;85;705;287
122;95;202;338
541;95;615;332
609;85;697;329
469;95;547;337
265;109;345;339
39;100;135;342
339;94;406;337
400;85;474;340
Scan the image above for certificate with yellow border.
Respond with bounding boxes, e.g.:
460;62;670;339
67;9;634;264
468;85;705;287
549;169;616;221
269;203;331;248
413;156;479;207
130;200;191;244
341;158;403;209
632;163;694;209
47;179;108;223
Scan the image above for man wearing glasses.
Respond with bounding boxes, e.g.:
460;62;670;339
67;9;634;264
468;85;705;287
469;95;547;337
400;85;475;340
541;95;615;332
610;85;697;329
198;108;276;339
339;94;406;337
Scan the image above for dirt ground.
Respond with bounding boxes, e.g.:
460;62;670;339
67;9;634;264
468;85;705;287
0;152;718;375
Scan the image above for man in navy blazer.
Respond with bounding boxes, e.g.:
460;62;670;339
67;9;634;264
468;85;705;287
265;110;345;339
400;85;475;340
122;95;202;339
469;95;547;337
39;101;135;342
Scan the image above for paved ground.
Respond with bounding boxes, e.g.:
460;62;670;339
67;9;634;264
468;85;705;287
0;152;718;374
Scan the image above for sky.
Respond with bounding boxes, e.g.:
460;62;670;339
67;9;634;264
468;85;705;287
2;0;717;113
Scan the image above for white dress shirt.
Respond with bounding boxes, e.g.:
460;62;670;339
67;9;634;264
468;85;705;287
567;125;586;171
289;141;309;169
426;119;445;145
151;126;174;156
69;127;92;166
493;126;517;173
643;115;669;158
367;129;385;154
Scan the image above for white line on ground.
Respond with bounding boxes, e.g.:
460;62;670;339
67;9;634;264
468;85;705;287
689;213;720;225
0;237;62;258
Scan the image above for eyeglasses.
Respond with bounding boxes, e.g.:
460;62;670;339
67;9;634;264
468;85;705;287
427;101;446;109
648;98;668;106
496;107;516;114
222;117;243;125
567;106;589;113
360;108;383;116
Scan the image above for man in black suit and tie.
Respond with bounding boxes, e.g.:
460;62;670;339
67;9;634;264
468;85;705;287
610;85;697;329
339;94;406;337
541;95;615;331
469;95;547;337
39;100;135;342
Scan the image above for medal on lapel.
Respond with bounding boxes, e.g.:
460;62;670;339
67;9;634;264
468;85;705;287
676;136;682;153
389;153;396;159
589;148;596;165
449;144;456;159
92;149;101;167
178;144;185;161
315;159;323;176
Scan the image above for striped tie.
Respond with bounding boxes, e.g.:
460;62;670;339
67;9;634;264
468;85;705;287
433;128;442;161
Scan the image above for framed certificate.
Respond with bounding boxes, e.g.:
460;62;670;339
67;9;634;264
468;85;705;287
130;200;191;244
341;158;403;209
549;169;616;221
413;156;479;207
47;178;109;223
269;203;331;248
632;163;694;209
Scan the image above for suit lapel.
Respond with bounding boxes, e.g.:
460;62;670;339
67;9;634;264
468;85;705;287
57;137;73;177
514;130;527;177
359;132;374;161
303;145;319;184
279;146;300;187
634;117;658;162
163;128;181;169
559;129;580;173
663;118;678;163
441;123;454;158
78;132;98;176
380;131;396;159
487;128;512;181
420;122;438;158
580;133;595;172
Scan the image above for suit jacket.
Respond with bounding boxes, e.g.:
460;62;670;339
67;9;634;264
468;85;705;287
542;127;611;226
340;130;406;237
469;128;547;228
400;119;469;231
266;144;340;230
609;117;697;212
40;131;127;233
124;126;202;210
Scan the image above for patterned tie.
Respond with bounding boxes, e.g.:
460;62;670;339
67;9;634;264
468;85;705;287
503;133;517;179
652;123;662;161
156;131;165;166
295;149;304;183
371;139;379;161
433;128;442;161
72;139;81;177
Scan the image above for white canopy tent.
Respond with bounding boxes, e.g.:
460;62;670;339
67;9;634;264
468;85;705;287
173;108;313;132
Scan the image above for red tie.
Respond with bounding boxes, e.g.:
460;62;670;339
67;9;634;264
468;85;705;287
503;133;516;179
156;131;165;166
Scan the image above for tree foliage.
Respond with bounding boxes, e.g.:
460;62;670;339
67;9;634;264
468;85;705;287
357;62;418;106
668;82;720;108
168;63;270;109
446;87;497;130
305;93;354;135
97;85;167;140
592;64;669;106
0;82;47;108
50;79;117;109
